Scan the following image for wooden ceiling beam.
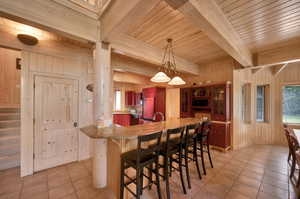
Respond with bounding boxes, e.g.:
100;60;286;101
111;53;158;77
100;0;160;41
0;0;98;42
164;0;253;67
110;33;201;75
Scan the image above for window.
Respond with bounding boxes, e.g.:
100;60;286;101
242;83;251;124
256;85;269;122
282;85;300;124
114;90;122;111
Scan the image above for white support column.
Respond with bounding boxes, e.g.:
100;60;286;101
92;41;113;188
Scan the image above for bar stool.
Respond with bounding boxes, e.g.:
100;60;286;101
158;126;186;199
196;121;213;175
184;123;202;188
285;128;300;179
170;123;202;190
120;131;162;199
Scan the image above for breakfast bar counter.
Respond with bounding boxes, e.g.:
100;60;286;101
80;118;202;198
80;117;202;139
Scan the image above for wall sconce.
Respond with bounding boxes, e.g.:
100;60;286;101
17;34;38;46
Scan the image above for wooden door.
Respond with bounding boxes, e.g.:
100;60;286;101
34;76;79;171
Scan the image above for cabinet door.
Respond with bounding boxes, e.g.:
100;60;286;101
180;88;191;118
211;85;228;121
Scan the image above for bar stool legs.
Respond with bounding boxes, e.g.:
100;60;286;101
178;151;187;195
200;139;207;175
193;140;202;180
207;143;214;169
184;148;191;189
120;159;125;199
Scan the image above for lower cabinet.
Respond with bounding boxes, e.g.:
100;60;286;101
113;114;139;126
210;122;231;150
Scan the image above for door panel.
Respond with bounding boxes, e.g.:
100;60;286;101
34;76;78;171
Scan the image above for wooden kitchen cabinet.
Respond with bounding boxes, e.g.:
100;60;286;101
211;84;231;121
142;87;166;121
180;82;232;151
125;91;136;106
113;114;139;126
180;88;192;118
210;122;231;150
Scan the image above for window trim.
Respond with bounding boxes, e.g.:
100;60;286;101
114;89;122;111
282;83;300;125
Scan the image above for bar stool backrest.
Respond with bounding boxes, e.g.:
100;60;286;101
200;121;212;137
137;131;162;164
185;123;201;144
165;127;185;154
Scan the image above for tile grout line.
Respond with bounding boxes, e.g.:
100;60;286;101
66;164;80;199
46;170;50;199
18;176;24;199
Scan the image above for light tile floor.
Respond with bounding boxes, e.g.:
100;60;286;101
0;145;298;199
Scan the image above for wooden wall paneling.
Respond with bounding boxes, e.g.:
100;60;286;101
21;50;93;176
0;23;92;59
233;61;300;149
185;57;234;86
0;47;21;107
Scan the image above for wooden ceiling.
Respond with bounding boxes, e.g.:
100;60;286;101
126;1;229;64
215;0;300;51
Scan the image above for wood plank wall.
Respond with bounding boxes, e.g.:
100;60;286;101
233;62;300;149
21;50;93;176
0;48;21;107
186;57;235;85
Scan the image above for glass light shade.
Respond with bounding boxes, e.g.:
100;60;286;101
150;71;171;83
168;76;186;85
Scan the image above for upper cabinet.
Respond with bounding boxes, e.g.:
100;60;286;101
180;83;231;122
180;88;192;118
142;87;166;121
211;84;230;121
125;91;136;106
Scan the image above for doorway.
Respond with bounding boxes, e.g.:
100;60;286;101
0;47;21;170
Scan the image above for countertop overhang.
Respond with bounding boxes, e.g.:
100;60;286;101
80;118;202;139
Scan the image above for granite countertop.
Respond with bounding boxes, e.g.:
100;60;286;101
80;118;202;139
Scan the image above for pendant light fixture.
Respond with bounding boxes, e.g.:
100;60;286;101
150;38;185;85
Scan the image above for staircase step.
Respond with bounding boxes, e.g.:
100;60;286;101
0;144;19;156
0;154;20;171
0;120;20;128
0;108;20;113
0;135;20;145
0;127;20;137
0;113;20;121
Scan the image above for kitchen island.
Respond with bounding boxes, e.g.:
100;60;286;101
80;117;202;198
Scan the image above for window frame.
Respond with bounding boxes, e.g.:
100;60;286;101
256;84;270;123
282;83;300;125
